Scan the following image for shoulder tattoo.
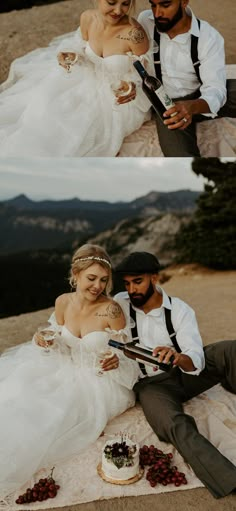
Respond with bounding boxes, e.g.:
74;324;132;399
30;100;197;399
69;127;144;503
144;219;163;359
106;303;122;319
116;28;145;44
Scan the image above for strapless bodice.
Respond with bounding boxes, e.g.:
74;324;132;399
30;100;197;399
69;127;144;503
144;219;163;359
60;326;111;368
84;42;136;81
61;325;110;351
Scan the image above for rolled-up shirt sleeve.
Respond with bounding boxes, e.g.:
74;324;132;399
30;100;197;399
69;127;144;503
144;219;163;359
198;24;227;115
172;299;205;375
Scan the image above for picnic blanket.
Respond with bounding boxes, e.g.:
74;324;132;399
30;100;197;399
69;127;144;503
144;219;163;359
2;383;236;510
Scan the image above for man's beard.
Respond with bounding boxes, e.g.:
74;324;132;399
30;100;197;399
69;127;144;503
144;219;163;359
155;2;184;32
129;281;155;307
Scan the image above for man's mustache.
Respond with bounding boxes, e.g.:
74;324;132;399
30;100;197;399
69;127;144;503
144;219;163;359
155;17;169;22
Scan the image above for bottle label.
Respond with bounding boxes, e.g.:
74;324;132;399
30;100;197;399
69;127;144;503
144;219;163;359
155;85;174;110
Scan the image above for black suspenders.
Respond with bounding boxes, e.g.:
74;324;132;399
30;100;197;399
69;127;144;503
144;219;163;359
153;26;162;82
153;18;202;86
129;303;148;375
191;19;202;85
129;297;181;376
163;297;182;353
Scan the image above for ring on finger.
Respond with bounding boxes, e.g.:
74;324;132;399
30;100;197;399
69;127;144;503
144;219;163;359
182;117;187;123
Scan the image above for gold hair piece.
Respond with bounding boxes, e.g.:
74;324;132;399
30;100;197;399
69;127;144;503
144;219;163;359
73;256;112;268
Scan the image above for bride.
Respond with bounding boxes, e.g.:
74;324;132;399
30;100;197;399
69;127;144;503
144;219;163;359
0;244;140;500
0;0;153;157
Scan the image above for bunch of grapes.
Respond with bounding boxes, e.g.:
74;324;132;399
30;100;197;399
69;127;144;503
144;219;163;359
139;445;187;488
15;467;60;504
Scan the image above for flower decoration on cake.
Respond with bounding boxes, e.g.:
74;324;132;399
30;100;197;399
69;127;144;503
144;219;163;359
104;434;137;469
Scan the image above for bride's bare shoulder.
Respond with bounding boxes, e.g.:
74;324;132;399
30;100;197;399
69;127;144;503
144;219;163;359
55;293;72;325
55;293;71;312
80;9;98;29
122;18;149;55
80;9;99;39
96;298;125;328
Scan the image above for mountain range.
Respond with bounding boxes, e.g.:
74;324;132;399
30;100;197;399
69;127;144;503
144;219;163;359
0;190;200;318
0;190;200;255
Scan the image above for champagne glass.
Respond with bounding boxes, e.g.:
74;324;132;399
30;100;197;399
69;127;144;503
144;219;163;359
110;80;133;110
36;322;57;355
94;348;114;376
64;53;79;73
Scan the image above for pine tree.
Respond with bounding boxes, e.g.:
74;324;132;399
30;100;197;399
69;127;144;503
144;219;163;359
175;158;236;269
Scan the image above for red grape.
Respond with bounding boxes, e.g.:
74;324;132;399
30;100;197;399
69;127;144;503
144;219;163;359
140;444;187;489
15;467;60;505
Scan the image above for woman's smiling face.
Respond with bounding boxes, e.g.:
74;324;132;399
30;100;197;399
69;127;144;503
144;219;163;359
74;263;109;300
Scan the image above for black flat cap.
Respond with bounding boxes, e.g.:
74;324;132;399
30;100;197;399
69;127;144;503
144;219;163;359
115;252;160;274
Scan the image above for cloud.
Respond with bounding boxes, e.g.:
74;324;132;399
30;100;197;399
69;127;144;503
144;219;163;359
0;157;206;202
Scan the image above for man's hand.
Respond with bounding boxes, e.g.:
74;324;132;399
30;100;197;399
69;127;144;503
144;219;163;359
102;354;119;371
163;100;195;130
163;98;211;130
153;346;196;372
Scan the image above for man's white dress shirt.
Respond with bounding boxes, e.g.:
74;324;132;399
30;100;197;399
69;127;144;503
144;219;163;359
114;287;205;377
138;7;227;115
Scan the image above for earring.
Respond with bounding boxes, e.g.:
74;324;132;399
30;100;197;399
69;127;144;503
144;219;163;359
71;276;77;289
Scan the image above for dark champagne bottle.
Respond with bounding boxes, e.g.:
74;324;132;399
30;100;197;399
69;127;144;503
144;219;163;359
108;339;174;372
133;60;176;120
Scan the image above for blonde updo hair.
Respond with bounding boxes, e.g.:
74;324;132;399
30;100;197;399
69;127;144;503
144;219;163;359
69;244;113;295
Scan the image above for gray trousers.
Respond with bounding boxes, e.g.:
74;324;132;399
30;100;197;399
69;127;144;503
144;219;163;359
155;79;236;157
133;340;236;498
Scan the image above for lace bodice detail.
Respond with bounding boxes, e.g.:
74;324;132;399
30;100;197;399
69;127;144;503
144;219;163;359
47;316;141;386
60;327;111;367
84;41;154;83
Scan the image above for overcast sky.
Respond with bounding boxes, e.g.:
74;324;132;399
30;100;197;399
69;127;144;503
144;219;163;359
0;157;233;203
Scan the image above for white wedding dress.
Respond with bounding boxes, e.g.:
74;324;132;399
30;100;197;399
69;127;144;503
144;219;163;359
0;320;140;499
0;28;152;157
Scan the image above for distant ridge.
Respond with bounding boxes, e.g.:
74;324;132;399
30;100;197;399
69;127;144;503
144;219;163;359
2;194;124;211
2;189;199;211
0;190;200;255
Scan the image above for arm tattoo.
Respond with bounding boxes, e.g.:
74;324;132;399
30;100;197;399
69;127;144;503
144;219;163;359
116;28;145;44
106;303;122;319
94;303;122;319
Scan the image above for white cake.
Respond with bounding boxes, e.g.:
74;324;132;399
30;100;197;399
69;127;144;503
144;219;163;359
102;436;140;481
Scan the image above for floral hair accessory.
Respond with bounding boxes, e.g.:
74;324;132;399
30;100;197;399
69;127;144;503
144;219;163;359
73;256;112;268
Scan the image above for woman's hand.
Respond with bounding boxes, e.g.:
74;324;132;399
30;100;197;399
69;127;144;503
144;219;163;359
57;52;78;71
33;332;49;348
116;82;136;105
101;354;119;372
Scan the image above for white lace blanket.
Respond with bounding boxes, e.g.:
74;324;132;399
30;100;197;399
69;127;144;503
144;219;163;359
2;384;236;510
119;65;236;157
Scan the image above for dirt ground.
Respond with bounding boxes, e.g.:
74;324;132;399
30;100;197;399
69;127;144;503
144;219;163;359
0;0;236;83
1;265;236;510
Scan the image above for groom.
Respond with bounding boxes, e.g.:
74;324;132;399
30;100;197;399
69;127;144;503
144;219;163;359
114;251;236;498
133;0;236;156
